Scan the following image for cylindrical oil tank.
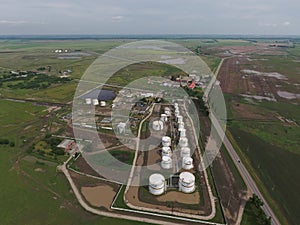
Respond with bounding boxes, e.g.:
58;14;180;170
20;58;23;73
92;99;99;106
179;137;188;147
179;128;186;138
85;98;92;105
162;146;172;157
182;156;194;170
149;173;166;195
160;113;168;122
164;107;171;116
177;115;183;123
179;172;195;193
161;156;172;169
100;101;106;107
162;136;171;147
152;120;164;131
180;147;190;158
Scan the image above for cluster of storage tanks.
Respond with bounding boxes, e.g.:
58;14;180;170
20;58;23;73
174;103;194;171
149;103;195;195
85;98;106;107
148;172;195;195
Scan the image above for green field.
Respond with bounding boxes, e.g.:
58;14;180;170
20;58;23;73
0;99;153;225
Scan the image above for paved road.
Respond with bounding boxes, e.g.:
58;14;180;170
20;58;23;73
204;57;281;225
210;113;281;225
59;153;212;225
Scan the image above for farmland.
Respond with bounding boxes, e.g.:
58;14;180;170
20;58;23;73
0;99;152;225
1;38;299;225
209;40;300;225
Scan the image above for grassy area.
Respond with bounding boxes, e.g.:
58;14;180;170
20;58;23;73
241;195;271;225
228;127;298;225
106;61;187;86
0;99;152;225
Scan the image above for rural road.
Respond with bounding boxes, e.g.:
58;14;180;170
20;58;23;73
210;113;281;225
59;146;216;225
205;56;281;225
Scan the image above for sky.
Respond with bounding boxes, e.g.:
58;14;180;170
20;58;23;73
0;0;299;35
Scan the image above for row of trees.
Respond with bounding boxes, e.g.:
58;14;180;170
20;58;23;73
0;138;15;147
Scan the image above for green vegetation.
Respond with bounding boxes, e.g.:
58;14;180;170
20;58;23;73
1;71;71;90
109;150;135;165
242;195;271;225
229;127;299;225
0;99;150;225
106;61;187;86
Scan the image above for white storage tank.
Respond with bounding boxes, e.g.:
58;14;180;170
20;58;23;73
179;137;188;147
85;98;92;105
182;157;194;170
161;156;172;169
92;99;99;106
160;113;168;122
117;122;126;134
177;115;183;123
180;147;191;158
152;120;164;131
162;147;172;157
149;173;166;195
178;122;185;130
179;128;186;138
179;172;195;193
100;101;106;107
164;107;171;116
162;136;171;147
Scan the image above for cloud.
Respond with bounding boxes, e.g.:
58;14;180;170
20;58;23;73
283;21;291;26
111;15;124;22
0;20;46;26
0;20;29;25
258;22;278;27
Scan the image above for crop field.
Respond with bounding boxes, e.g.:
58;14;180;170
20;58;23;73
210;40;300;225
1;38;299;225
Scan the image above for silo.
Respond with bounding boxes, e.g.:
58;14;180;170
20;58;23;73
149;173;166;195
180;147;190;158
182;157;194;170
162;136;171;147
162;146;172;157
161;156;172;169
179;172;195;193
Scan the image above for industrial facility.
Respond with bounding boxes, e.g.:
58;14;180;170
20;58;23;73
149;102;197;195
